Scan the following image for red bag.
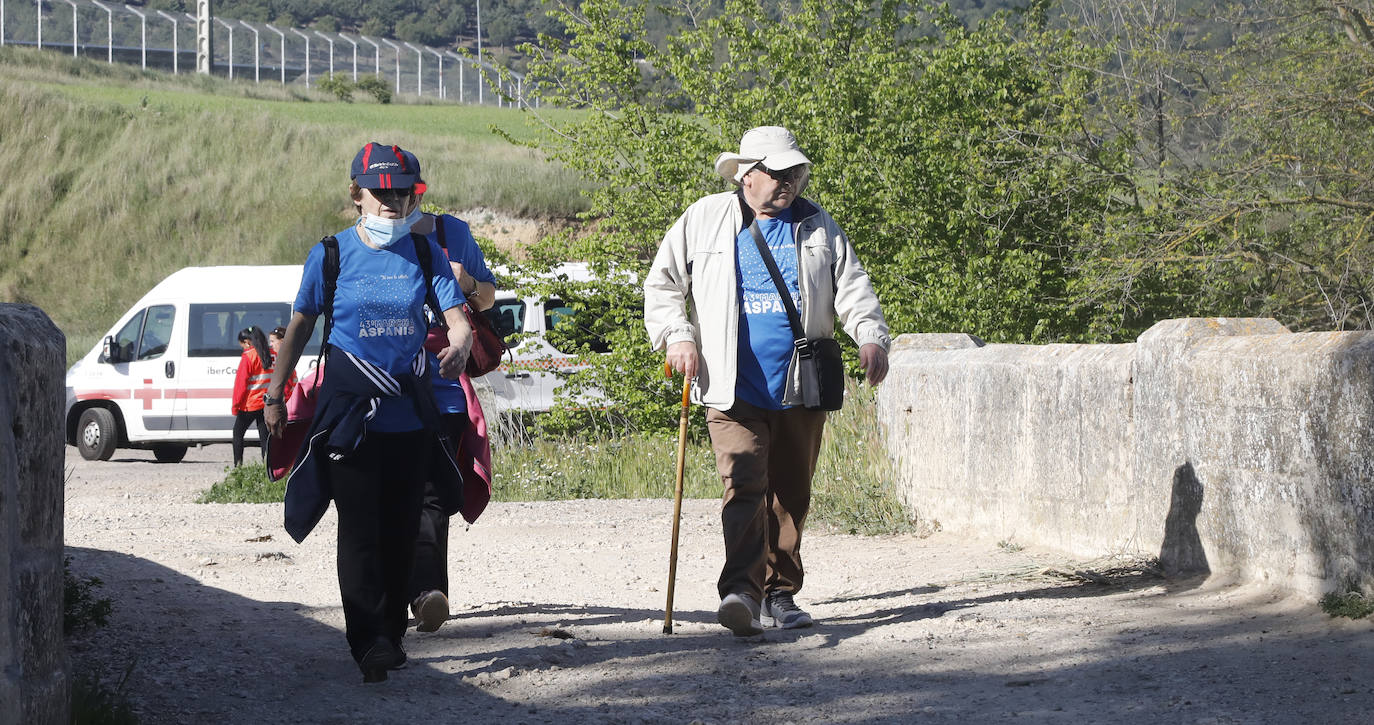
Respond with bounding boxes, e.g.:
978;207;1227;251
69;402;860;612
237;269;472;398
423;304;506;378
463;303;506;377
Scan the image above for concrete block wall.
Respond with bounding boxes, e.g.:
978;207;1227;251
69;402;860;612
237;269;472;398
0;304;69;725
878;318;1374;596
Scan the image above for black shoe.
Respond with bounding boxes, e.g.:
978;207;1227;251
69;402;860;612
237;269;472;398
359;636;404;683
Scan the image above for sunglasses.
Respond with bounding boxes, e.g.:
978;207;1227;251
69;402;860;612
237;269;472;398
759;165;809;187
368;186;415;205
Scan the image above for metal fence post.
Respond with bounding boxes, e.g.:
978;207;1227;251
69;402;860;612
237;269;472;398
238;20;258;82
403;41;422;96
289;27;308;87
61;0;75;56
380;37;400;95
447;51;464;104
154;9;178;73
90;0;113;63
214;16;233;79
338;32;358;82
314;30;333;80
266;24;284;84
124;4;145;69
359;34;379;79
427;46;444;99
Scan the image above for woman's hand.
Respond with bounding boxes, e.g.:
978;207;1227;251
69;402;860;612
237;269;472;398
437;306;473;379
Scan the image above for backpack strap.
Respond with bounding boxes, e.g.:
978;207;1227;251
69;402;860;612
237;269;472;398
319;235;340;359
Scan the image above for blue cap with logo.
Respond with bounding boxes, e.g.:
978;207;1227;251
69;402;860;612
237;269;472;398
350;142;424;190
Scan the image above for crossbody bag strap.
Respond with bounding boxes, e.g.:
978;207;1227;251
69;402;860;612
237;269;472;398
411;231;449;331
748;221;811;360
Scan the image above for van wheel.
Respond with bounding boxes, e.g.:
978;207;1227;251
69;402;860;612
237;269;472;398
77;408;118;461
153;444;188;463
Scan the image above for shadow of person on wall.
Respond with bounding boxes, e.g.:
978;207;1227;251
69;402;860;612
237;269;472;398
1160;461;1209;579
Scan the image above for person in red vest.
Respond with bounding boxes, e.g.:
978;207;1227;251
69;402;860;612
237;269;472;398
230;326;273;467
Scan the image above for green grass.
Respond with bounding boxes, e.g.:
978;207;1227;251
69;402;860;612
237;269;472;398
197;463;285;504
493;432;720;501
0;46;588;364
197;383;922;536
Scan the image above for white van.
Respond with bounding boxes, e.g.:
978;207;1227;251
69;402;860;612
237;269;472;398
64;266;324;462
474;262;606;415
64;264;602;461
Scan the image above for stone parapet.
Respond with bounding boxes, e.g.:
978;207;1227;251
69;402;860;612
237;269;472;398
879;318;1374;596
0;304;68;725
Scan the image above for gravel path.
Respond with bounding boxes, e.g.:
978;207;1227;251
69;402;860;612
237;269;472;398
63;445;1374;724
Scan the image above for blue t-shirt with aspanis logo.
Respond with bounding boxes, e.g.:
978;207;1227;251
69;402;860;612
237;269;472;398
295;225;462;431
735;208;799;410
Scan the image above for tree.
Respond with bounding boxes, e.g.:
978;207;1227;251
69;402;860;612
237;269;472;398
514;0;1139;433
1076;0;1374;331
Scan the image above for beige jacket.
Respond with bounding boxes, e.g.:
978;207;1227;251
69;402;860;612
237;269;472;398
644;191;891;411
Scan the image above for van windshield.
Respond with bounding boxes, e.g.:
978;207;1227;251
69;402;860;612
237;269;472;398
188;303;321;358
484;300;525;349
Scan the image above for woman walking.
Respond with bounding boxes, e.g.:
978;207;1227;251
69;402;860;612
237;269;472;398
264;142;473;683
230;326;272;467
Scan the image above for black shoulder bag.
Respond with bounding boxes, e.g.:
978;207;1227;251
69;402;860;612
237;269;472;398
747;221;845;411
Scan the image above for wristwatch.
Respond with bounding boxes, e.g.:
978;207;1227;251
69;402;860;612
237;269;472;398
263;394;285;407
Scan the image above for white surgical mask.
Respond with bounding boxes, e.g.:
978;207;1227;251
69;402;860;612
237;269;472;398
360;208;423;249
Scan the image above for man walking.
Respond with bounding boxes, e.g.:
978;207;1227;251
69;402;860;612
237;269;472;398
644;126;891;635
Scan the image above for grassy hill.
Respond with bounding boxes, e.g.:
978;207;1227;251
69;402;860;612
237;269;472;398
0;47;587;362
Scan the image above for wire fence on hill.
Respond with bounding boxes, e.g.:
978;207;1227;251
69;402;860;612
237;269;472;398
2;0;527;106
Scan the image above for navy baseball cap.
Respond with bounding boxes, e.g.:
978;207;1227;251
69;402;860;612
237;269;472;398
350;142;425;191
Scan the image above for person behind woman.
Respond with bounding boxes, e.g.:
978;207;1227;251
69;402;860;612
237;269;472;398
263;142;473;683
268;326;298;401
406;184;498;633
230;326;273;467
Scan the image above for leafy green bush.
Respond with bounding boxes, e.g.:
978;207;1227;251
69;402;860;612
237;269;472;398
63;557;113;634
355;75;392;104
316;73;354;102
198;464;285;504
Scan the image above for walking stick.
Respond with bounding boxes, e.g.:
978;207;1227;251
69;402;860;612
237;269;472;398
663;360;692;634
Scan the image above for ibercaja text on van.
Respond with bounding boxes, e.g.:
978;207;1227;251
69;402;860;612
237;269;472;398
65;264;607;462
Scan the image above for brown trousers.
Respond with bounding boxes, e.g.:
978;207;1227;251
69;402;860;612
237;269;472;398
707;400;827;602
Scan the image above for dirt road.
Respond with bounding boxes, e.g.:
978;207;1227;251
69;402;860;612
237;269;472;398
63;445;1374;724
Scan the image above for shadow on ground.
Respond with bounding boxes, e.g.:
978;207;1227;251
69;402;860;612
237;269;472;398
65;546;1374;724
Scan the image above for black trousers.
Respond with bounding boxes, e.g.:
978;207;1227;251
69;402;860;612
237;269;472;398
231;410;267;466
328;430;430;662
408;414;467;600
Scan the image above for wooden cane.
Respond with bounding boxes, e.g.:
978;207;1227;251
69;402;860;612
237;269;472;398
663;361;692;634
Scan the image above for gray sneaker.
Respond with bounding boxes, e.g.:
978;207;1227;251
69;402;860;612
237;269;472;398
717;592;763;636
761;590;814;629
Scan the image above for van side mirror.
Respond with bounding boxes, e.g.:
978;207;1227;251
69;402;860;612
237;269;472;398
101;336;128;364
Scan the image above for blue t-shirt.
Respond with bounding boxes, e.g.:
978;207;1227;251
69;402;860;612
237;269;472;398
295;225;463;431
425;215;497;414
735;209;799;410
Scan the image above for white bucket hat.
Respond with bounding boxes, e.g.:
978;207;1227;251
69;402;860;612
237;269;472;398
714;126;812;185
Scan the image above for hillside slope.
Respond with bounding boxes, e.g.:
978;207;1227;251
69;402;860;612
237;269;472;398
0;48;584;359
